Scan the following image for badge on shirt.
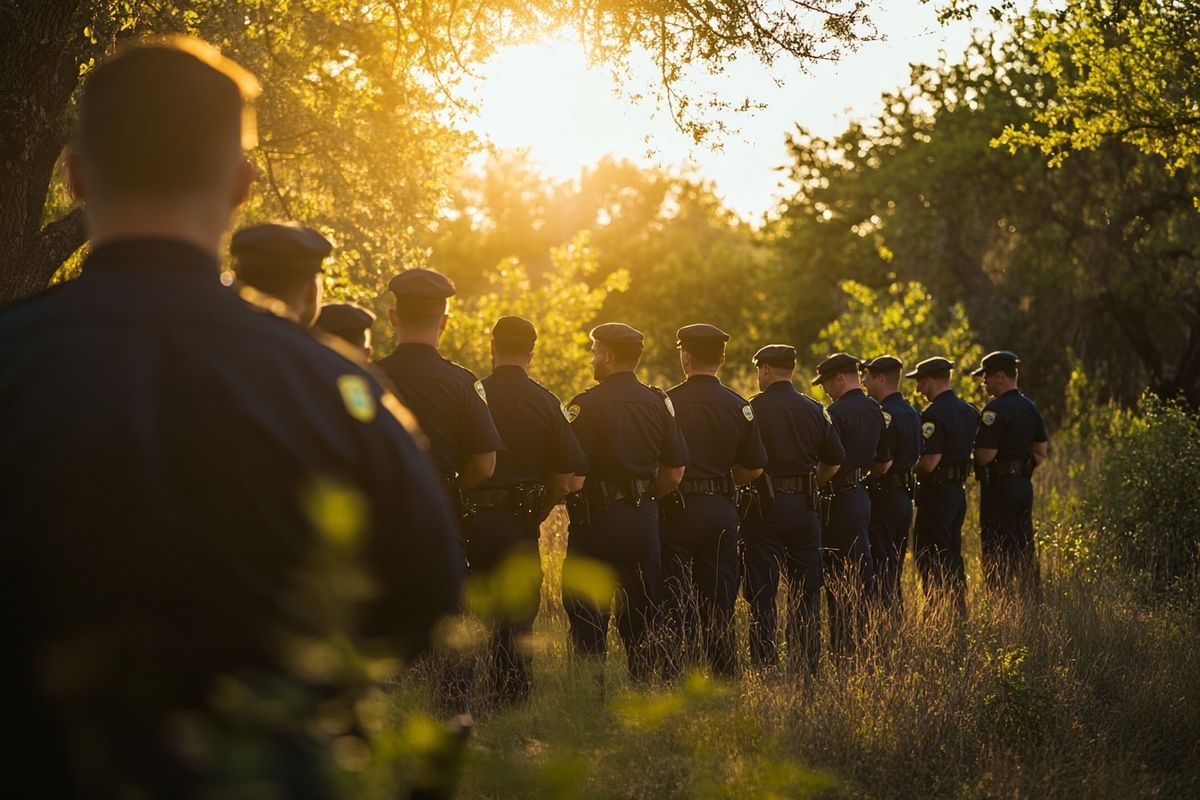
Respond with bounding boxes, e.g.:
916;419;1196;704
474;380;488;405
566;404;581;423
663;396;676;417
337;375;376;423
922;421;936;439
882;410;893;428
982;410;997;426
742;404;754;422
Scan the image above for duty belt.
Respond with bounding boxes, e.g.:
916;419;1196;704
678;476;734;497
869;469;916;492
923;462;969;485
992;458;1027;476
772;473;815;494
585;478;656;507
830;467;866;491
464;486;517;508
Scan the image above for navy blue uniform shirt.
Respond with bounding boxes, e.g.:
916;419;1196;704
0;239;464;791
667;374;767;479
919;389;980;463
566;371;689;480
880;391;922;472
974;388;1048;458
749;380;845;476
480;364;586;487
827;388;892;471
376;342;504;481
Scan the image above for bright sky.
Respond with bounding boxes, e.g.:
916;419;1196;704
465;0;1004;222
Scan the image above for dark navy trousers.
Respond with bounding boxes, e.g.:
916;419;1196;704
980;475;1040;597
660;494;740;679
914;481;968;617
563;500;661;681
868;485;914;613
740;493;823;674
465;507;542;704
822;485;875;656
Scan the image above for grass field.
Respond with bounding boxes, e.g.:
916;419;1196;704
386;494;1200;800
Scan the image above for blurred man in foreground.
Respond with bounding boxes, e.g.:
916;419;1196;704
0;39;463;799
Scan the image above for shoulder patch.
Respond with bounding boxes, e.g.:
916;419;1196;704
823;406;833;424
474;379;488;405
982;409;997;426
566;404;581;423
922;421;936;439
337;375;377;423
742;404;754;422
882;410;892;428
561;403;572;422
664;395;676;417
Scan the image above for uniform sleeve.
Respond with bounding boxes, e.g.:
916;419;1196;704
657;396;690;468
461;377;505;455
819;419;846;465
875;410;893;463
1033;407;1048;443
974;401;1003;449
736;413;768;470
566;392;592;475
920;408;946;455
549;398;588;474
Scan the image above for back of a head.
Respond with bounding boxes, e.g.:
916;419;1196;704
683;340;724;368
76;38;259;201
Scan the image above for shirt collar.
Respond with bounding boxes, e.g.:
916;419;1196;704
883;391;904;404
602;371;638;383
82;237;220;279
932;388;957;403
492;364;527;377
392;342;441;356
686;374;720;384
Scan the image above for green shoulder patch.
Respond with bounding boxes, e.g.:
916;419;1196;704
338;375;376;423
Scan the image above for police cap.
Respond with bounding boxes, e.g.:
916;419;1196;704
315;302;375;342
905;356;955;379
675;323;730;348
492;315;538;347
590;322;645;346
812;352;861;386
971;350;1020;377
387;268;456;299
861;355;904;374
752;344;796;369
231;222;331;275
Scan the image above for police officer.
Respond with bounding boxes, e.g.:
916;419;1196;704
464;316;587;704
907;357;980;617
0;40;463;799
861;355;922;615
230;221;331;326
813;353;891;655
972;350;1048;597
561;323;690;682
660;324;767;679
741;344;844;674
375;268;503;497
315;302;376;359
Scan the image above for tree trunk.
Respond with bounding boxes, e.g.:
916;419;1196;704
0;1;94;306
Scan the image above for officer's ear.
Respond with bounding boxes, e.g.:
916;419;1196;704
229;157;256;208
66;150;87;202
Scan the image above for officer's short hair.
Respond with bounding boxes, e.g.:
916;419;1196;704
925;369;952;381
236;265;314;298
991;365;1018;379
76;38;259;197
494;338;534;358
393;295;447;326
681;340;724;367
605;340;643;365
